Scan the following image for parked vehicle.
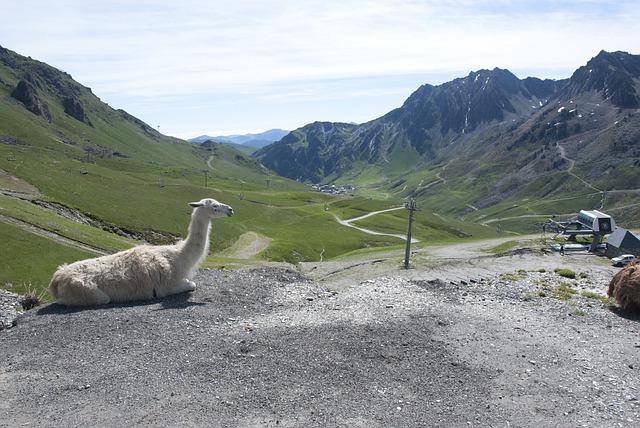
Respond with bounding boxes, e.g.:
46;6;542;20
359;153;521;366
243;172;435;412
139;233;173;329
611;254;637;267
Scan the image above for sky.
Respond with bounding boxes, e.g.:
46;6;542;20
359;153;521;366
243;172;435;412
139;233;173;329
2;1;640;139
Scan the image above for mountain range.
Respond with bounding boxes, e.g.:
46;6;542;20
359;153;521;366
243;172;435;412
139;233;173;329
2;44;640;293
188;129;289;148
7;43;479;290
0;44;315;289
254;50;640;226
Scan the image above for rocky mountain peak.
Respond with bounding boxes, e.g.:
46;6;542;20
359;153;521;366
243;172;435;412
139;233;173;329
2;46;97;126
562;50;640;108
255;50;640;194
10;79;52;121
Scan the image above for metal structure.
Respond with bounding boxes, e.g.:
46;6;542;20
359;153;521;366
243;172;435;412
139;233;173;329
543;210;615;252
404;198;418;268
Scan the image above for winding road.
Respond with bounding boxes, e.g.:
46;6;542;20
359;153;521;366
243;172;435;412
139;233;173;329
334;206;419;243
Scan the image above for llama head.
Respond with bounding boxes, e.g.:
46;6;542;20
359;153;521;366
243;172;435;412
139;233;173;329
189;198;234;218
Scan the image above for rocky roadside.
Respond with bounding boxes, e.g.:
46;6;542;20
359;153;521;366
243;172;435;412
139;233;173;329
0;287;44;330
0;289;21;330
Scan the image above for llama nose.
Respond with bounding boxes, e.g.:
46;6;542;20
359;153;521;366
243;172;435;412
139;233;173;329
228;207;234;216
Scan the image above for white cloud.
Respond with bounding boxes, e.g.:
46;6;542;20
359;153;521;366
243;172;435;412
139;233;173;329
2;0;640;136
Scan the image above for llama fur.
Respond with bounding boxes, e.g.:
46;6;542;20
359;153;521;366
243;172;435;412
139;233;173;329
49;198;233;306
608;262;640;313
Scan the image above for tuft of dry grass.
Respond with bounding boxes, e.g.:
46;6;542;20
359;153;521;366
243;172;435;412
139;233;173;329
20;292;43;311
18;283;46;311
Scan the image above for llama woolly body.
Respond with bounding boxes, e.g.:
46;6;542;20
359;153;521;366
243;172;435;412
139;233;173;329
49;198;233;306
608;262;640;313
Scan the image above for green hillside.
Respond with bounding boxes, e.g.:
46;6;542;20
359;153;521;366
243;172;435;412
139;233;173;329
0;46;496;300
256;53;640;234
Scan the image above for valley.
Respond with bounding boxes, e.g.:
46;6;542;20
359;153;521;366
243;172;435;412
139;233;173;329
1;46;640;302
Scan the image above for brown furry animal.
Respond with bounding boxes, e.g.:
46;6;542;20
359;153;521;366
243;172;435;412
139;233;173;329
608;263;640;313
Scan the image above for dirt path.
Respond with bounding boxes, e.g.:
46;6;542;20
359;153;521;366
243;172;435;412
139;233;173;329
0;169;41;197
221;231;273;259
0;170;109;255
333;207;418;243
299;234;618;295
557;142;604;199
0;214;107;256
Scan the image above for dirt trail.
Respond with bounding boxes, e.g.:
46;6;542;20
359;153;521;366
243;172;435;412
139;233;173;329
0;214;107;255
0;169;109;255
333;206;418;243
0;169;41;197
220;231;273;259
299;235;618;294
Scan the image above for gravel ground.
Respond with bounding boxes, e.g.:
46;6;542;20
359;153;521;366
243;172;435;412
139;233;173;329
1;242;640;427
0;290;20;330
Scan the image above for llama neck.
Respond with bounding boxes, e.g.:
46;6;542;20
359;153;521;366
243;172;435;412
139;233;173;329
181;210;212;266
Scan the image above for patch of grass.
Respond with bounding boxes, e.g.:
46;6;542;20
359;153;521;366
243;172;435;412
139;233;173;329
570;309;587;316
0;221;95;301
500;270;527;281
19;286;46;311
550;282;579;300
581;291;614;303
484;240;520;254
0;194;138;252
554;268;576;279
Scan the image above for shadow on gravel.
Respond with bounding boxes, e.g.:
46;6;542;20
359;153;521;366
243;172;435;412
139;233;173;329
33;290;203;316
608;305;640;322
492;247;551;258
155;292;206;311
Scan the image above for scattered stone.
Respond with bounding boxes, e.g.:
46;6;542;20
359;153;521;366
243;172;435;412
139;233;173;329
0;290;20;330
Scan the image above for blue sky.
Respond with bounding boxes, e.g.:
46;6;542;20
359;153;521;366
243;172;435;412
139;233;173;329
2;1;639;138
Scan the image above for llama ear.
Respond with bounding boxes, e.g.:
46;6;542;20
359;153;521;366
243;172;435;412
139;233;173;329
189;201;202;208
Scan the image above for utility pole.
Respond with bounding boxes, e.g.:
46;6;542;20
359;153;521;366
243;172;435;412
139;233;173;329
404;198;418;269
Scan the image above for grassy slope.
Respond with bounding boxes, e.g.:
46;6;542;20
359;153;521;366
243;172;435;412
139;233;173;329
344;147;635;237
0;48;504;301
0;221;95;296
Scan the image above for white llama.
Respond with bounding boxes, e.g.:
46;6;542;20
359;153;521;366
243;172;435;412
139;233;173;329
49;198;233;306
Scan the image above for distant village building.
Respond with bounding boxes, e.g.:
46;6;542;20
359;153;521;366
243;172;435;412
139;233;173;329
605;228;640;258
310;184;356;195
